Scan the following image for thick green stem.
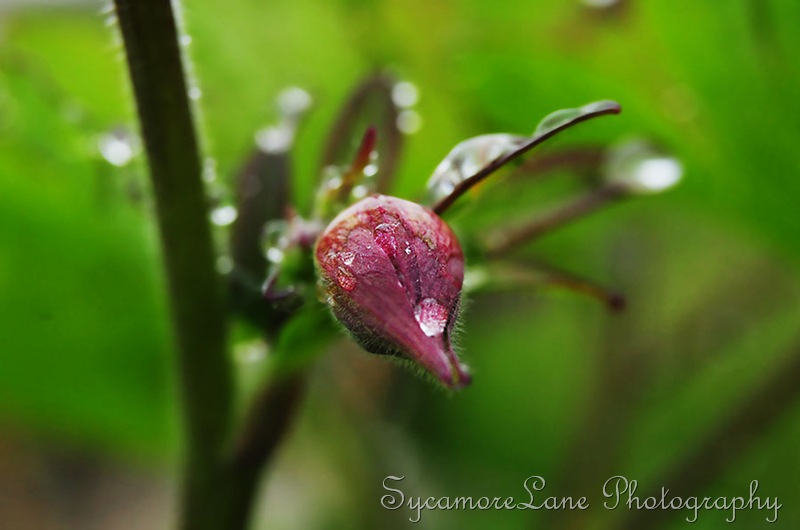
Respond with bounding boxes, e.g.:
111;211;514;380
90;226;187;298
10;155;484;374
113;1;233;529
227;372;307;529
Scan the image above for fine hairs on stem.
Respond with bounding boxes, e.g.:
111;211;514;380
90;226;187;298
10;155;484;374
114;1;301;529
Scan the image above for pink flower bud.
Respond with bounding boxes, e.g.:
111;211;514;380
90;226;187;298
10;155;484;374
315;195;470;388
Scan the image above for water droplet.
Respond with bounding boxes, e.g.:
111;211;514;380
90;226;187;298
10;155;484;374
463;268;489;292
255;126;292;154
202;158;218;183
392;81;419;108
374;223;398;253
605;140;683;194
426;134;524;203
581;0;619;8
211;205;238;226
180;34;193;46
326;175;343;190
266;247;284;264
534;110;582;136
340;251;355;266
352;184;369;199
336;267;357;291
404;245;412;255
363;163;378;177
216;255;234;274
534;100;620;137
188;86;202;101
397;110;422;134
261;219;290;257
414;297;448;337
632;158;682;191
98;129;138;167
277;86;312;117
234;338;268;364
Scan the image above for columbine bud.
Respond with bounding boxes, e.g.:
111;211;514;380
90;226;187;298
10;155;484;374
315;194;470;388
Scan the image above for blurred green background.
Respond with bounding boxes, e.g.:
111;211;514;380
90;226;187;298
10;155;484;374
1;0;800;529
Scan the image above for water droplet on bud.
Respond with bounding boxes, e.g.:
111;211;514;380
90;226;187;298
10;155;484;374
414;298;448;337
336;267;357;291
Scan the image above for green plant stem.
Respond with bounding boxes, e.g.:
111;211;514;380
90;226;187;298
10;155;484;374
484;183;626;257
113;1;233;529
227;372;307;529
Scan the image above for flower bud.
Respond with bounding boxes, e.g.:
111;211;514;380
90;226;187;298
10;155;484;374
315;195;470;388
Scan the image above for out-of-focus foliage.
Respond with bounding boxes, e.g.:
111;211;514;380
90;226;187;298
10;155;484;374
1;1;799;529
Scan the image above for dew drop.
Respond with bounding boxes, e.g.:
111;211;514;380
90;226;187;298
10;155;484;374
98;129;138;167
326;175;343;190
255;126;292;154
392;81;419;108
632;158;682;191
233;338;268;364
374;223;398;254
336;267;357;291
414;297;448;337
216;255;234;274
534;109;583;136
605;139;683;195
426;134;524;203
363;163;378;177
202;158;218;182
188;86;202;101
533;100;620;137
211;205;238;226
340;251;355;266
262;219;289;246
266;247;284;264
397;110;422;134
277;86;312;117
581;0;619;8
321;166;343;190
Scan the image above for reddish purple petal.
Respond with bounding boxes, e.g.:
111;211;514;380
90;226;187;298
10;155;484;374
315;195;470;388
